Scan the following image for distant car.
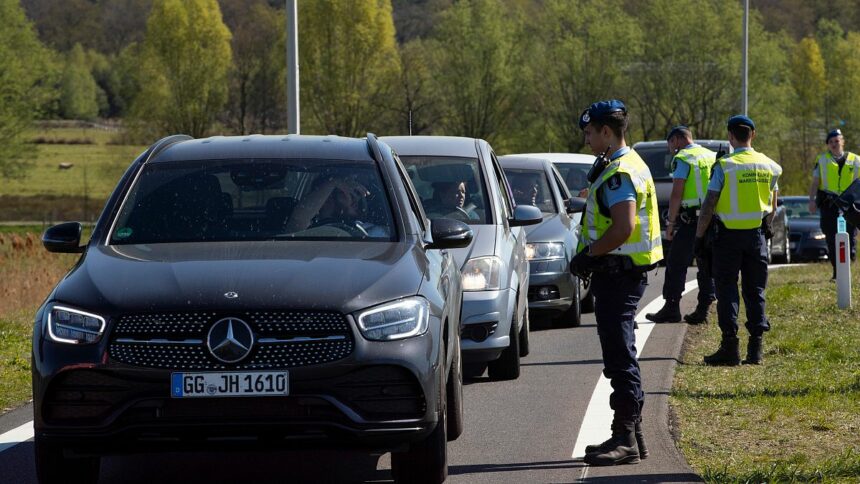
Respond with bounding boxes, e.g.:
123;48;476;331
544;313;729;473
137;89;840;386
781;195;828;261
382;136;542;381
499;155;585;327
33;134;472;484
516;152;595;311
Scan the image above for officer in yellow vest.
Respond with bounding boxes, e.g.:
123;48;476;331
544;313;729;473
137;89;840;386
646;126;716;324
808;129;859;279
695;115;782;366
569;100;663;466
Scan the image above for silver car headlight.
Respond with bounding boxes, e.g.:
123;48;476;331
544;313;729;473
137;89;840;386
461;256;502;291
47;305;106;344
355;297;430;341
525;242;565;260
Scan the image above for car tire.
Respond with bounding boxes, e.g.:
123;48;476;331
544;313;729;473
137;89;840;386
446;335;464;441
487;306;521;381
391;355;448;484
518;304;530;357
554;276;582;328
35;436;100;484
773;236;791;264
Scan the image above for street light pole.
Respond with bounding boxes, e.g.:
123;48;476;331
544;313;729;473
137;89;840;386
742;0;749;116
286;0;300;134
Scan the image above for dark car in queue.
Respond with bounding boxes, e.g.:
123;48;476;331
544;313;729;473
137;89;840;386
499;155;585;327
381;136;542;381
33;134;473;484
632;140;790;264
781;195;828;261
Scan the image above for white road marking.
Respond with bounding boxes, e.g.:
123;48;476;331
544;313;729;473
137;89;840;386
0;421;34;453
571;279;699;459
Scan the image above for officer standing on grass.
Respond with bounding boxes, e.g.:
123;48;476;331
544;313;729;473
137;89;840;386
569;100;663;466
645;126;717;324
695;115;782;366
808;129;860;279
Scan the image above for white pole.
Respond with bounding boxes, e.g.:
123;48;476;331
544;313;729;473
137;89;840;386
836;219;852;308
742;0;749;116
286;0;300;134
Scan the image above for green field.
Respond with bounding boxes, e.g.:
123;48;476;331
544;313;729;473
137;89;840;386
673;263;860;482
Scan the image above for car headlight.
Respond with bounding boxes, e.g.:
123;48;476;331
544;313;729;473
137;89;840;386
355;297;429;341
47;305;106;344
525;242;565;260
462;256;502;291
811;231;826;240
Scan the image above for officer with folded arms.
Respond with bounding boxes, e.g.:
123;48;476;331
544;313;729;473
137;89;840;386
646;126;716;324
808;128;860;279
695;115;782;366
569;100;663;466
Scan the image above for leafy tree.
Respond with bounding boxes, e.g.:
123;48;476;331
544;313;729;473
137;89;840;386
788;37;827;169
0;0;57;178
391;39;440;135
60;44;101;120
299;0;401;137
129;0;232;139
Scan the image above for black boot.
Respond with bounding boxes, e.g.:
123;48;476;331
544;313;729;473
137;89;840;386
583;419;640;466
683;301;711;325
742;335;763;365
635;418;648;459
703;336;740;366
645;300;681;323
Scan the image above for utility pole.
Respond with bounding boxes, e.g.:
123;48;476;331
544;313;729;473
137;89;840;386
742;0;749;116
286;0;300;134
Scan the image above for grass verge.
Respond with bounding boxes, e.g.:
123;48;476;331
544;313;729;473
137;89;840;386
672;262;860;482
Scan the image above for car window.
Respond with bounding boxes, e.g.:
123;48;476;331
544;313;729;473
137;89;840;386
109;159;397;244
551;165;572;199
783;199;819;219
399;155;492;225
490;153;513;220
392;153;428;232
634;147;673;180
503;167;557;214
554;163;590;194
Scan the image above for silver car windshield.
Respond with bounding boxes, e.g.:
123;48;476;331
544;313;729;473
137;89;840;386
398;156;492;225
109;159;397;244
554;164;590;194
503;168;557;214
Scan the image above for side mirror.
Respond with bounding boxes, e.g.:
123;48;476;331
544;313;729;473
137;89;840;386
509;204;542;227
565;197;587;214
427;218;473;249
42;222;84;253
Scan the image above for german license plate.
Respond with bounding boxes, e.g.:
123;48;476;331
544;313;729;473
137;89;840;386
171;371;289;398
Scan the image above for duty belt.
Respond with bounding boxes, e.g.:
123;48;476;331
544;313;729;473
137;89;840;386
679;207;701;225
590;255;655;274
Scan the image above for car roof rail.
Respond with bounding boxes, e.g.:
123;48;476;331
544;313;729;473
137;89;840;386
140;134;194;164
366;133;384;163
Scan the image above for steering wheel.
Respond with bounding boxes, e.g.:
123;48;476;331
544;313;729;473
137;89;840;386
310;218;369;237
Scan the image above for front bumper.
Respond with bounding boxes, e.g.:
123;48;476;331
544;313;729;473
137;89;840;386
790;234;828;261
526;258;573;313
459;288;516;362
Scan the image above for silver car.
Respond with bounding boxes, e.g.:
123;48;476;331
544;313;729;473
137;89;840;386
382;136;541;381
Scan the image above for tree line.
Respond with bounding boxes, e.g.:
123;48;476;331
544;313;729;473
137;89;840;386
3;0;860;193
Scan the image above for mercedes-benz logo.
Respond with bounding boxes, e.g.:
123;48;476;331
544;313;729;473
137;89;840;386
207;318;254;363
224;292;239;299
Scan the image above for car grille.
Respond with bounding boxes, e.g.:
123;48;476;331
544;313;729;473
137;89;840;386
109;310;354;370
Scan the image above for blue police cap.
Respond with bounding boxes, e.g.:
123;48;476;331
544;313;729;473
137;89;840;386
579;99;627;130
726;115;755;131
826;129;843;143
666;125;691;141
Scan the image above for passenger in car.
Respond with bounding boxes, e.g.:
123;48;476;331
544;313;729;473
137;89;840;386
285;174;387;237
425;180;479;221
510;175;539;206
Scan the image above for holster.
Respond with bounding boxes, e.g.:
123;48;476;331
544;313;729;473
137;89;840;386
816;190;837;210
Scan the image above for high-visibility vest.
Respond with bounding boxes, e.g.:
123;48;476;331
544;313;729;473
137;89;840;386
673;145;716;208
577;150;663;267
816;151;860;195
715;149;782;230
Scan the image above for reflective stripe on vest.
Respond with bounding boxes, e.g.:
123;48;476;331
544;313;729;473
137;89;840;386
715;150;783;230
817;152;860;195
675;145;716;208
577;150;663;267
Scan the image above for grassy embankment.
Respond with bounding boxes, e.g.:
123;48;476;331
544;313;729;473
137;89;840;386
673;263;860;482
1;126;145;221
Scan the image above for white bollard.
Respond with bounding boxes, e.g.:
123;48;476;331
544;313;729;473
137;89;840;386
836;230;852;309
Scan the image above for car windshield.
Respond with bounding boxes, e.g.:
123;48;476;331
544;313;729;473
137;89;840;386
783;198;819;219
554;163;590;193
398;156;492;224
503;168;556;214
634;146;673;180
109;159;396;244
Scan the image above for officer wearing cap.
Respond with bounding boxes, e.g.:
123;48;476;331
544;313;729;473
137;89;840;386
569;100;662;466
695;115;782;366
808;128;860;279
646;126;717;324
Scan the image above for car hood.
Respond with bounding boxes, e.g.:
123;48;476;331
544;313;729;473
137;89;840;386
788;217;821;233
447;224;496;269
53;241;426;315
524;214;568;242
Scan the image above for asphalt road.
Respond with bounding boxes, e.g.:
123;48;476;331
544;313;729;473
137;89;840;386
0;268;702;484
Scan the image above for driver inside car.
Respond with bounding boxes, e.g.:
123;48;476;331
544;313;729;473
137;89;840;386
425;180;480;222
285;174;387;237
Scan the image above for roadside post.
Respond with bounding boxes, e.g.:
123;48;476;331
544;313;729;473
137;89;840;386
836;212;851;308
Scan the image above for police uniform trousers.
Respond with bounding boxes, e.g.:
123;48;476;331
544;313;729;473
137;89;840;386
820;203;858;276
591;270;647;420
711;225;770;338
663;216;715;304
